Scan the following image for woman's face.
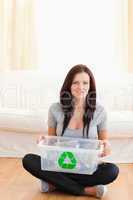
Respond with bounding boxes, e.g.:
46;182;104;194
71;72;90;101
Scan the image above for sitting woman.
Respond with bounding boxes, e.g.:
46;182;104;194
22;64;119;198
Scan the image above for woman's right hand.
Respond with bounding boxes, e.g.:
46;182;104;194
36;135;45;144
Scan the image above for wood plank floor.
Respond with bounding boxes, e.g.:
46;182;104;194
0;158;132;200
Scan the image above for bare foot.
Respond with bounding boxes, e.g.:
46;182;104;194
48;183;56;192
84;186;97;196
84;185;107;198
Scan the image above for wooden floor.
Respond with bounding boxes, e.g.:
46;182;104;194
0;158;132;200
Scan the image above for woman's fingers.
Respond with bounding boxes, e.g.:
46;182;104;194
99;140;111;157
36;135;45;144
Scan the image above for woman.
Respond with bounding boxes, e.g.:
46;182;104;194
22;64;119;198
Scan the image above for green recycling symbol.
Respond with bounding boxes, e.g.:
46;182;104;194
58;151;77;169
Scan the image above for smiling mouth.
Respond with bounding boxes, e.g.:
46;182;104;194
75;92;86;95
77;91;86;93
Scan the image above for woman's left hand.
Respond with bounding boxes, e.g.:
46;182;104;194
100;140;111;157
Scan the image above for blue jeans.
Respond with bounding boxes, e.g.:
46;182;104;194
22;153;119;195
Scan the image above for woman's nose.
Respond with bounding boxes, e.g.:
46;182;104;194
78;83;84;90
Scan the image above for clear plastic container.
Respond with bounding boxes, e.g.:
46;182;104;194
38;136;103;175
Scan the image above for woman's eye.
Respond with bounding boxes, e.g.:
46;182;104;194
72;81;88;85
83;82;88;84
72;81;78;84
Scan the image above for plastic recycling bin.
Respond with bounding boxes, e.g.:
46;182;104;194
38;135;103;175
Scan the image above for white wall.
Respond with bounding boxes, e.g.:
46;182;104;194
34;0;128;78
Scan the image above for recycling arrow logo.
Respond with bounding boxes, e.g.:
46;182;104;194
58;151;77;169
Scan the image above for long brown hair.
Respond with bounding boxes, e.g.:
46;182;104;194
60;64;96;138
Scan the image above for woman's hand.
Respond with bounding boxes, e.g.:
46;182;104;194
100;140;111;157
36;135;45;144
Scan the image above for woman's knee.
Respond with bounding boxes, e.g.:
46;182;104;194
103;163;119;183
22;153;32;170
22;153;38;171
